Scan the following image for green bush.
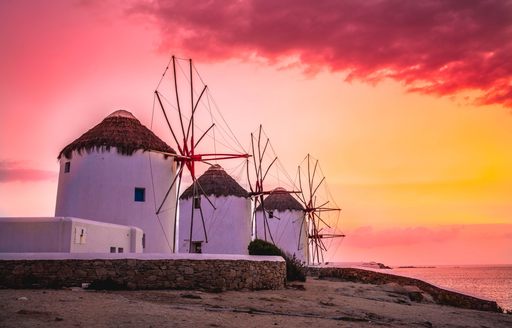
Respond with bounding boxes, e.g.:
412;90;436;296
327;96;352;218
284;253;306;282
248;239;307;282
248;238;283;256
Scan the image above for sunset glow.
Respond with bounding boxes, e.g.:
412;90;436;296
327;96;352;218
1;0;511;265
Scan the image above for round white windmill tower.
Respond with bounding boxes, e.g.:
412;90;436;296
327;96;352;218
55;110;177;253
178;164;251;255
255;187;307;262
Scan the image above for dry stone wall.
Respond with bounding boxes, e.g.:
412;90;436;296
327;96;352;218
0;258;285;291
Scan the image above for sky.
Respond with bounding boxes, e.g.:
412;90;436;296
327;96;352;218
1;0;511;265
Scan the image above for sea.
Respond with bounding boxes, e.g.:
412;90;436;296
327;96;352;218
329;264;512;311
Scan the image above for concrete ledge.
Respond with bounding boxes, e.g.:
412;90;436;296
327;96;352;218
309;267;501;313
0;252;284;262
0;256;285;291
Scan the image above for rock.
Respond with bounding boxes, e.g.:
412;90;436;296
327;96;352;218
403;285;422;293
407;291;424;302
287;284;306;290
17;297;28;301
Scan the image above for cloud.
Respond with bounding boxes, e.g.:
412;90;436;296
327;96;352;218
0;161;57;183
129;0;512;108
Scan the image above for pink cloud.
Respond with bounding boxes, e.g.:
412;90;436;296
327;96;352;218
130;0;512;108
0;161;57;183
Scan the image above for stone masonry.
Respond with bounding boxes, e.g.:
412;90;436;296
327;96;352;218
0;258;286;291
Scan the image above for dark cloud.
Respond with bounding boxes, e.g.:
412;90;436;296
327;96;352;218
130;0;512;107
0;161;57;183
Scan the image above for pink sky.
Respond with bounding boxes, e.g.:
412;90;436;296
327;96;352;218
1;0;511;265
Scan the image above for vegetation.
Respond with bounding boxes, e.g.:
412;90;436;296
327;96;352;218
248;239;283;256
248;239;307;282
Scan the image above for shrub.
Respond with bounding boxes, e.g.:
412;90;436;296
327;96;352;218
248;238;283;256
248;239;307;282
284;253;306;282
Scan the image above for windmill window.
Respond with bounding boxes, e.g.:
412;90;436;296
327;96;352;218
64;161;71;173
142;233;146;249
118;247;124;253
110;247;116;253
269;211;274;218
193;196;201;209
192;241;202;254
134;188;145;202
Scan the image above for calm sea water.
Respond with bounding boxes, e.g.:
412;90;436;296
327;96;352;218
376;265;512;311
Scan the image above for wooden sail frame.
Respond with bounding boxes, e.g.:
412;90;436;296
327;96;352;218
295;154;345;265
153;56;249;253
246;125;300;244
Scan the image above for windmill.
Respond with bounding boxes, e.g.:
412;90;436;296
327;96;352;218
246;125;299;244
295;154;345;265
151;56;249;253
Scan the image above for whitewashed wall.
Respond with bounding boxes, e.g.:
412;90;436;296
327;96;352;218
0;217;143;253
68;217;144;253
55;149;176;253
179;196;251;255
255;210;308;263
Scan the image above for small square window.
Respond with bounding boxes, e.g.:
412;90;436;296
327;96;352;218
194;196;201;209
118;247;124;253
64;161;71;173
192;242;202;254
268;211;274;218
110;247;116;253
134;188;145;202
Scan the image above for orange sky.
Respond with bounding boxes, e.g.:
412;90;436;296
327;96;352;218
1;1;511;265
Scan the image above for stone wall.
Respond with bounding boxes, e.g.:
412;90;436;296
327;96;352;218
0;258;285;291
309;267;501;313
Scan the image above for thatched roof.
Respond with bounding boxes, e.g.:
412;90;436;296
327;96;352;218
180;164;249;199
256;187;304;212
58;110;175;159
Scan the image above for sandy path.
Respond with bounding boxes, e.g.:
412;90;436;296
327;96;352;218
1;279;510;327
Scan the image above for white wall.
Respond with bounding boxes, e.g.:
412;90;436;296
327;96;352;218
68;217;143;253
0;217;143;253
55;149;176;253
0;252;284;262
0;217;71;252
179;196;251;255
255;209;308;263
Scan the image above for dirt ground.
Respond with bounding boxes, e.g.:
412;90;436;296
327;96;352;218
1;278;510;327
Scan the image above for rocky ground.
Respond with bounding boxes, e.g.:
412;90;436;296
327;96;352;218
1;278;510;327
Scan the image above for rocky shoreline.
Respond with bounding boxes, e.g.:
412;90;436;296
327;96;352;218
308;266;502;313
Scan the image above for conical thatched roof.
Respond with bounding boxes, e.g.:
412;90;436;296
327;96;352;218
256;187;304;212
58;110;175;159
180;164;249;199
